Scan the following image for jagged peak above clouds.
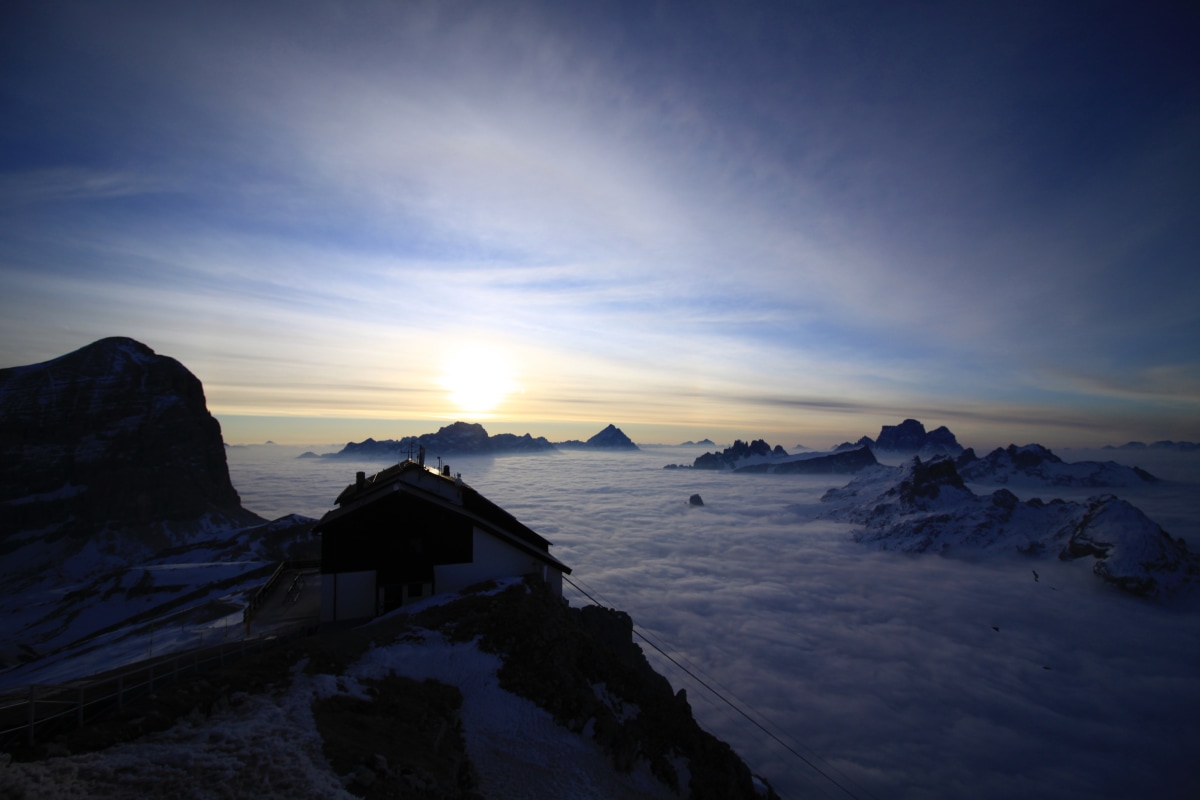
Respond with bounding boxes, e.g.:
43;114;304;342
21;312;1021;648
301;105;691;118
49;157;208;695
818;456;1197;601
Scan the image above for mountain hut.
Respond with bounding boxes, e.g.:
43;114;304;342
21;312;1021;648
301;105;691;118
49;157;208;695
313;458;571;625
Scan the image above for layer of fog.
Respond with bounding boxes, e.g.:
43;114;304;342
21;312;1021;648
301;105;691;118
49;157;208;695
228;445;1200;799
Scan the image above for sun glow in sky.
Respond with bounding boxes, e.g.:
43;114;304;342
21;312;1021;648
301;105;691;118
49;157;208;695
1;1;1197;448
440;344;519;417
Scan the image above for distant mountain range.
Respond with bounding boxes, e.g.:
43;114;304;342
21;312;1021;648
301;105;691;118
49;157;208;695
1103;440;1199;452
671;419;962;473
956;444;1158;487
307;421;639;459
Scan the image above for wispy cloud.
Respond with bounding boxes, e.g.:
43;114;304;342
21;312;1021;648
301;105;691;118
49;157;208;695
1;1;1197;445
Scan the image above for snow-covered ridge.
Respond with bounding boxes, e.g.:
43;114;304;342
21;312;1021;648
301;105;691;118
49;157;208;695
956;444;1158;487
815;457;1198;601
0;514;317;688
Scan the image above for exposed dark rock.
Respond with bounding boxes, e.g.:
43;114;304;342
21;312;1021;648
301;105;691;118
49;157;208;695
312;675;476;799
873;419;964;456
412;581;776;799
692;438;775;469
832;436;876;452
0;337;261;566
689;494;704;507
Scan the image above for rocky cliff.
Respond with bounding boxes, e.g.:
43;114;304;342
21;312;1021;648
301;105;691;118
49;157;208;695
0;337;260;570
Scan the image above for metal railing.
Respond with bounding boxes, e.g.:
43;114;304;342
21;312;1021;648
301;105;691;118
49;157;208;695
242;558;320;626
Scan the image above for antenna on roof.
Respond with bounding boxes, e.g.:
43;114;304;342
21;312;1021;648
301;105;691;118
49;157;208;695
403;440;417;462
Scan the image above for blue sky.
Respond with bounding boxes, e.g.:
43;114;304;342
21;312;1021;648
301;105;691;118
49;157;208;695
2;1;1197;447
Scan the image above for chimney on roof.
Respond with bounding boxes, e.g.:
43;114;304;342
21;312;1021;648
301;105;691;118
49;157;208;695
442;465;450;477
418;445;425;468
355;471;365;490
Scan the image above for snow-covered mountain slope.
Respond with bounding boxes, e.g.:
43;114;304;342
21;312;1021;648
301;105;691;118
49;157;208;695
0;514;316;687
816;457;1198;601
956;444;1158;487
0;579;778;799
0;337;317;685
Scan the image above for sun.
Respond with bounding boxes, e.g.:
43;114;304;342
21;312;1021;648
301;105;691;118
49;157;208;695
439;345;517;416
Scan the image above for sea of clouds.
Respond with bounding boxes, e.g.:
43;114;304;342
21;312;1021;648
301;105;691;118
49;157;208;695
228;444;1200;799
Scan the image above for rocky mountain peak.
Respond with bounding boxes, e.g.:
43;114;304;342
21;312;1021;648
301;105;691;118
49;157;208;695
0;337;259;572
584;424;638;450
874;419;964;456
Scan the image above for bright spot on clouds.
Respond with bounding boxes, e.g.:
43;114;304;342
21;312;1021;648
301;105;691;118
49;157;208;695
440;343;519;417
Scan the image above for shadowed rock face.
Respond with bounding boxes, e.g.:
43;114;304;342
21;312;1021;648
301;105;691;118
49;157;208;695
874;419;964;456
0;337;258;555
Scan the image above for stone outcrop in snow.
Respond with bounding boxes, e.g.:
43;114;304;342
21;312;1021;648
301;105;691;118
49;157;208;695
818;457;1197;601
955;444;1158;487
